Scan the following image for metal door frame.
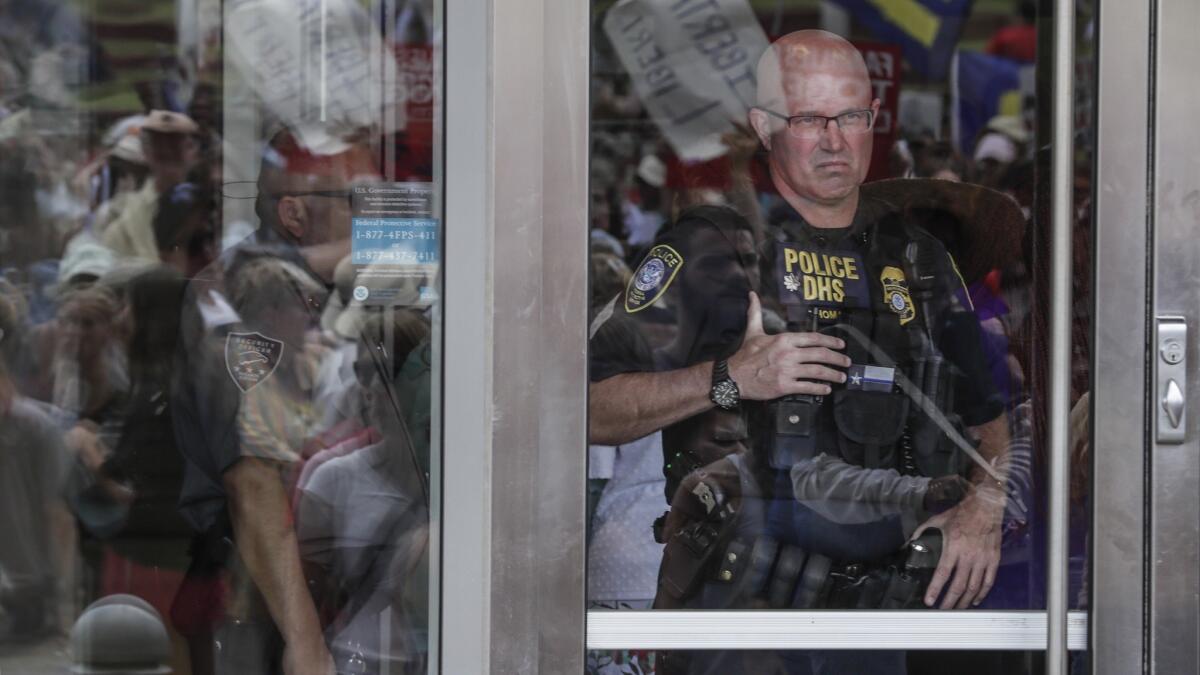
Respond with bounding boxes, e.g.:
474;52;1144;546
1147;0;1200;672
1091;0;1153;674
436;0;1166;672
441;0;590;672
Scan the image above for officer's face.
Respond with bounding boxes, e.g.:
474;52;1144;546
302;186;355;245
271;141;380;280
752;65;879;211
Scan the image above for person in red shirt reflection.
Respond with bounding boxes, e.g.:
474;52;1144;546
986;0;1037;63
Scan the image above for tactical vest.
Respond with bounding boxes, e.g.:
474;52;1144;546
761;212;970;479
652;208;967;618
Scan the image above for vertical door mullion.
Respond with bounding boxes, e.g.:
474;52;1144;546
1091;0;1152;671
1047;0;1077;671
442;0;493;670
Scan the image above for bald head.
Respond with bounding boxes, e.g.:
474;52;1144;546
755;30;871;108
747;31;880;226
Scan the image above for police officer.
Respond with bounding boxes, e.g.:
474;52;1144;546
589;30;1010;675
172;130;377;675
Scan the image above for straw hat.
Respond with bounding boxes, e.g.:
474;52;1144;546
862;178;1026;283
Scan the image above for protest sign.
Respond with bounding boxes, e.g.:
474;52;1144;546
854;41;903;182
224;0;403;155
603;0;770;161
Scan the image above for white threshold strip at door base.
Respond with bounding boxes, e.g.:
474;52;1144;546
587;611;1088;651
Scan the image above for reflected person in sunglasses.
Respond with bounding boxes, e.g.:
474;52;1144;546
170;129;380;675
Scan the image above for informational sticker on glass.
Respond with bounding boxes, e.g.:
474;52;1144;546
351;181;440;306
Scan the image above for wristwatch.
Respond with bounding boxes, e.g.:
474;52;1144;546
709;359;741;410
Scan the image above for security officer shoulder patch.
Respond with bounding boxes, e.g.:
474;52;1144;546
880;266;916;325
225;332;284;392
776;245;869;308
625;244;683;313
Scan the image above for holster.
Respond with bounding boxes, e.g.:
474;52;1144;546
655;475;739;608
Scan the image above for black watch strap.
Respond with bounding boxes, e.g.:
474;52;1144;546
709;359;740;410
712;359;730;384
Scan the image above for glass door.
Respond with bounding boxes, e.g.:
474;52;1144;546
0;1;444;673
584;0;1101;672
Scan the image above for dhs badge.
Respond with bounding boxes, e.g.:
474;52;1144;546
625;244;683;313
880;266;916;326
225;332;284;393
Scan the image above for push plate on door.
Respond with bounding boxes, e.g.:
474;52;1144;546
1157;317;1187;443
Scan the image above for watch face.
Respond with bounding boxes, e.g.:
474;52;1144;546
711;380;740;409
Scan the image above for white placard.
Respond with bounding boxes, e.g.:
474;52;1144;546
603;0;769;161
224;0;404;155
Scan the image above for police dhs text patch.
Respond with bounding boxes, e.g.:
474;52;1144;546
776;246;869;308
625;244;683;313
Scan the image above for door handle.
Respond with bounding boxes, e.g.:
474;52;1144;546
1163;379;1184;429
1156;317;1187;444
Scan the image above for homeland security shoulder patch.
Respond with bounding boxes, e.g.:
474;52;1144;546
880;266;915;325
225;332;284;393
625;244;683;313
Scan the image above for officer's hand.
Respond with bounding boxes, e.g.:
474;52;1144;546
913;484;1005;609
728;291;849;400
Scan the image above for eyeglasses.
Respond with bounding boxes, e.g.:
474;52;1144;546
757;108;875;139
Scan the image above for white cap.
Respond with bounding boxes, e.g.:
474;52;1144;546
109;134;146;165
985;115;1030;143
58;237;116;285
973;132;1018;164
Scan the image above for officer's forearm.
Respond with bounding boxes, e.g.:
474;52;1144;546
225;458;326;650
589;365;714;445
967;414;1011;490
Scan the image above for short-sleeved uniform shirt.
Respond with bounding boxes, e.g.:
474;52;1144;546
590;197;1004;504
172;230;330;533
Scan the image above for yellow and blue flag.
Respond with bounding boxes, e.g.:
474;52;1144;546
828;0;974;80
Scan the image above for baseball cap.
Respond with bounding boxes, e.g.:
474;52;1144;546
141;109;199;135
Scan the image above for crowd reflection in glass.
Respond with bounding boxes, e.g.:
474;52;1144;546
0;1;437;674
586;2;1092;675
